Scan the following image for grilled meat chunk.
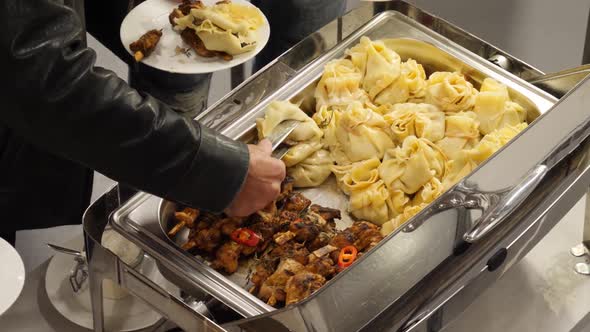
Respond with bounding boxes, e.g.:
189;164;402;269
216;217;244;237
310;204;341;223
289;218;320;243
211;241;242;274
250;221;279;252
278;210;299;231
180;28;217;58
274;231;296;245
179;0;204;15
129;29;162;62
306;231;333;252
258;258;305;306
253;201;278;224
269;242;310;266
168;207;199;237
183;226;222;252
328;229;356;262
354;224;383;251
284;271;326;305
277;177;295;202
283;193;311;213
329;229;356;249
250;255;279;291
169;8;184;27
305;256;337;278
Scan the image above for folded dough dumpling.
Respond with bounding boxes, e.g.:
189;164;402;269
373;74;409;106
312;106;352;165
383;103;445;143
312;105;341;148
467;122;527;164
288;149;333;187
349;180;393;225
474;78;527;135
191;2;264;36
331;158;381;195
374;59;427;106
389;189;410;216
444;111;480;139
403;59;428;101
346;37;401;100
379;136;447;194
425;72;477;113
315;59;369;111
257;101;323;142
335;102;395;162
380;203;427;236
282;140;323;167
412;177;443;206
442;151;478;189
436;111;480;160
196;20;257;55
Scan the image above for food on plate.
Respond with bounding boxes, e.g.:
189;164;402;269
255;36;530;235
171;0;264;60
129;29;162;62
170;179;383;308
180;28;223;59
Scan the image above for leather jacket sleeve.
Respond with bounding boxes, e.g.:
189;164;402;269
0;0;249;212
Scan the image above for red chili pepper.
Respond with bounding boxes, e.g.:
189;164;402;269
230;228;261;247
337;245;358;269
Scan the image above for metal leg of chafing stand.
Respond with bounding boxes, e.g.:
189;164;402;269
571;190;590;275
571;7;590;275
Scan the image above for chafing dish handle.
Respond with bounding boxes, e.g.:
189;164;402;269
463;164;548;242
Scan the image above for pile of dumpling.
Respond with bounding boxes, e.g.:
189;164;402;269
256;37;528;236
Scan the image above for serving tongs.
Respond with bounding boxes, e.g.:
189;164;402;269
265;119;301;159
527;64;590;98
47;243;88;293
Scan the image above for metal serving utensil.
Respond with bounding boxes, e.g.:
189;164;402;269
264;119;300;159
47;243;85;259
47;243;88;293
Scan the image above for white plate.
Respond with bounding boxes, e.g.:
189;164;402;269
120;0;270;74
45;237;172;331
0;238;25;316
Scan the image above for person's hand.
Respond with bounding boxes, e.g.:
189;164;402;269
224;139;286;217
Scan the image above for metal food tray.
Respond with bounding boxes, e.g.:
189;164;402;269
79;2;590;332
110;8;560;328
157;34;553;299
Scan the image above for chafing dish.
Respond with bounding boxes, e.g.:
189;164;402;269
83;2;590;332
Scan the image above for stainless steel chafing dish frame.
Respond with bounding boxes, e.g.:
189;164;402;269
82;2;590;332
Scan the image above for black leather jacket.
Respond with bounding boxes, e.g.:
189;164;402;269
0;0;249;233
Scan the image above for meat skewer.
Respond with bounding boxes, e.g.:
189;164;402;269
168;207;199;237
129;29;163;62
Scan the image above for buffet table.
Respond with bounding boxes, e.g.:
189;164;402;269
1;27;589;332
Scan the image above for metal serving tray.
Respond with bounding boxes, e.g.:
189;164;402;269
156;33;553;303
107;8;565;332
